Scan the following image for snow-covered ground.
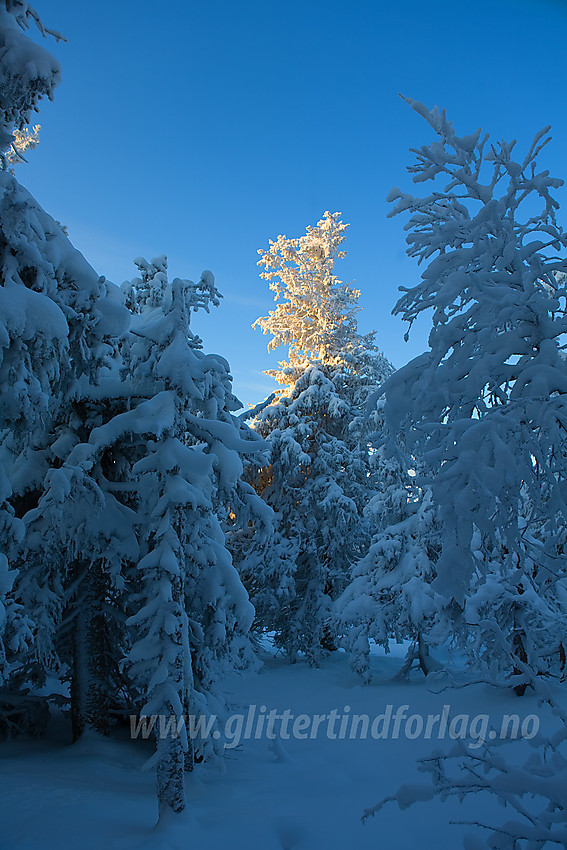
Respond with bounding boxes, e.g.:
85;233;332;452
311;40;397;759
0;642;556;850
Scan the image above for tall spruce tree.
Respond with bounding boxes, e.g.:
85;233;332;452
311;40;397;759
248;212;392;663
0;4;132;717
0;0;63;687
118;257;265;814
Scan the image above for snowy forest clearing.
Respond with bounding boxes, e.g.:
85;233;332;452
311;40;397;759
1;640;557;850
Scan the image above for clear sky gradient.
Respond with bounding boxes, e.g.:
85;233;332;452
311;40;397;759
20;0;567;408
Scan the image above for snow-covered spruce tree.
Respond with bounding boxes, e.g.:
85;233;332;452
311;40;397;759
381;98;567;690
118;257;264;815
336;455;449;683
0;275;66;689
249;212;392;663
0;3;130;717
22;365;138;741
0;0;63;687
0;4;139;744
2;207;132;729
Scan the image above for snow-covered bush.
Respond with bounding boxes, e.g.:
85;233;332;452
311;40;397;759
365;677;567;849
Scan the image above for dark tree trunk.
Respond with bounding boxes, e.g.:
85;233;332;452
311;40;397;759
70;560;113;740
512;628;529;697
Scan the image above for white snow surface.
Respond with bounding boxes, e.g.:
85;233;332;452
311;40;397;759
0;641;554;850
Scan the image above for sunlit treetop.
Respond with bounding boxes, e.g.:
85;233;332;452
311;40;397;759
254;211;363;377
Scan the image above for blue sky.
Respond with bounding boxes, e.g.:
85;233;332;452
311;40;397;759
21;0;567;408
